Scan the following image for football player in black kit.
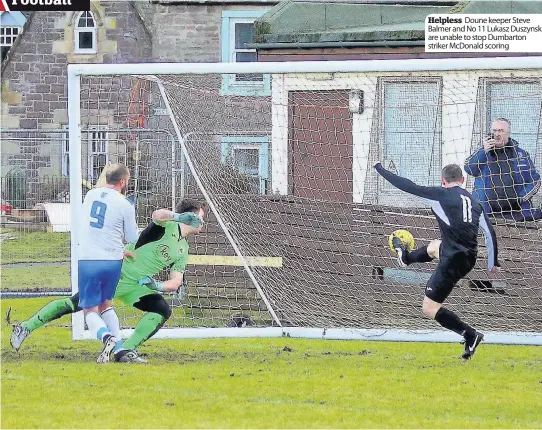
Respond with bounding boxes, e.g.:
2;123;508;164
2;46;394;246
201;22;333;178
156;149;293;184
375;163;499;360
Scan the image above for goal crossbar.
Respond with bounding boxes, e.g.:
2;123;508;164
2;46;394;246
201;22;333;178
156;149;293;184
68;57;542;76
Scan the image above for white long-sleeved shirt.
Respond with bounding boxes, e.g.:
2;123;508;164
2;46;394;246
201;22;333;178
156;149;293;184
79;187;138;260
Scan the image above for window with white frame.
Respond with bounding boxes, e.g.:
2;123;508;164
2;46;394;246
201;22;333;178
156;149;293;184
485;80;541;167
1;26;20;46
88;129;108;180
74;11;97;54
221;137;269;194
230;20;261;83
377;79;442;206
221;11;270;96
1;26;21;60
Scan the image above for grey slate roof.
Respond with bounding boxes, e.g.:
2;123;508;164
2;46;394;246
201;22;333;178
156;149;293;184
254;1;542;47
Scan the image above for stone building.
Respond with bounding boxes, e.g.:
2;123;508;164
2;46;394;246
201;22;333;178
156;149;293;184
1;0;276;205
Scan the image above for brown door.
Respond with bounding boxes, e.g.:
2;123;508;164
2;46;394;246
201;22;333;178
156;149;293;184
288;91;353;203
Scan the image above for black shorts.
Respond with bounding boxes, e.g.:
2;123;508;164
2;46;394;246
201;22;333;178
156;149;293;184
425;252;476;303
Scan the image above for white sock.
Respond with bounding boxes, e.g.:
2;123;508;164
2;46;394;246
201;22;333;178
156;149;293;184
101;307;121;339
85;311;111;342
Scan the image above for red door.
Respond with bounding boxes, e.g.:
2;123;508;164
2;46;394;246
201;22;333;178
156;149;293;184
288;91;353;203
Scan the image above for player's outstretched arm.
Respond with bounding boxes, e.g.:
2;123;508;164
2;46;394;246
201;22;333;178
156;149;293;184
139;271;184;293
374;162;444;201
152;208;201;227
152;208;175;223
479;211;500;272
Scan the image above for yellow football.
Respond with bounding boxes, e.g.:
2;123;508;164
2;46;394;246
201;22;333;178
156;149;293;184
388;229;415;254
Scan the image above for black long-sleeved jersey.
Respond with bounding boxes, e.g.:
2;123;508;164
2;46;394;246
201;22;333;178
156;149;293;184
375;164;499;269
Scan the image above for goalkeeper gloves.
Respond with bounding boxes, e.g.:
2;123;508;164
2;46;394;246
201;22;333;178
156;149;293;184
138;276;165;292
173;212;202;228
139;276;188;300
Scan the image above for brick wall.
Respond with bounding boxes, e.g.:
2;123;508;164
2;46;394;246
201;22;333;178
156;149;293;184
151;4;271;62
1;3;151;131
2;12;67;130
1;1;272;196
152;4;221;62
1;2;151;170
1;1;272;133
101;1;152;64
0;1;151;190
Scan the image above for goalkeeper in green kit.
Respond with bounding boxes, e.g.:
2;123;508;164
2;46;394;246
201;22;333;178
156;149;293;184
10;199;206;363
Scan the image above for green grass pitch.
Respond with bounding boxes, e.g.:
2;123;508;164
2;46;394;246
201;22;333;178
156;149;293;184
1;297;541;429
2;230;541;427
1;229;70;264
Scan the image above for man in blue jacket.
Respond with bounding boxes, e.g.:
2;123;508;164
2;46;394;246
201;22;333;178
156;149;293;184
464;118;541;221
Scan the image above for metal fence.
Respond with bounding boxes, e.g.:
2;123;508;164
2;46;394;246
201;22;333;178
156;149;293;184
1;128;181;212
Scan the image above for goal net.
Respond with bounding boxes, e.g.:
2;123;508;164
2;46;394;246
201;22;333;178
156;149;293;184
69;58;542;344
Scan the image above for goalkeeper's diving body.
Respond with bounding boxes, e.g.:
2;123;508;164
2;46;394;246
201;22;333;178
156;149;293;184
374;163;499;360
10;199;206;363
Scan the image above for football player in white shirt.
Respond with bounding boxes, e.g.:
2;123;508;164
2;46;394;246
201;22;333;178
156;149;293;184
79;164;138;363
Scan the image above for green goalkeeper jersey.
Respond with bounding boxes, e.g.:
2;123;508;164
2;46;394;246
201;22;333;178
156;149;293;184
121;220;189;282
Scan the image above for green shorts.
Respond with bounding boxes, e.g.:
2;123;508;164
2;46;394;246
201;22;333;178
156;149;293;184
114;278;155;306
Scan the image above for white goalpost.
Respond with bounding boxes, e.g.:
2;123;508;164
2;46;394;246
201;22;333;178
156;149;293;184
68;57;542;345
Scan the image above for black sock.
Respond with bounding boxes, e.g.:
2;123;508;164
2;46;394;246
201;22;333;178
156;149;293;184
435;307;474;337
405;246;434;264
